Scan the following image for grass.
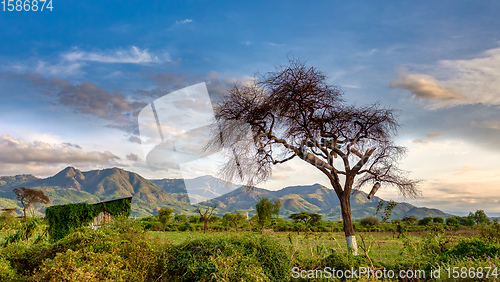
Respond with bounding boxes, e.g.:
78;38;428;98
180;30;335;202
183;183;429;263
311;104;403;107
1;219;498;281
146;231;446;268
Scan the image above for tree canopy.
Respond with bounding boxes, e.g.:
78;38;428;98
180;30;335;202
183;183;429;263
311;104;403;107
208;59;419;254
13;187;50;224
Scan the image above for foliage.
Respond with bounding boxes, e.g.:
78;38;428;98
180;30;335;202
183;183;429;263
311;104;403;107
444;237;500;260
360;216;379;228
480;222;500;242
174;214;188;223
418;217;433;226
472;210;491;225
0;256;18;281
13;187;50;224
164;234;291;282
272;200;281;218
321;251;370;270
1;217;163;281
0;210;20;231
140;216;162;231
222;213;247;230
446;216;460;226
402;215;417;225
196;205;217;233
256;197;274;231
158;208;173;231
45;198;131;240
376;200;397;223
289;212;323;228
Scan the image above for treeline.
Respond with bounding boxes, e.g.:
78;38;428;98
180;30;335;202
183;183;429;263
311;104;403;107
137;207;498;234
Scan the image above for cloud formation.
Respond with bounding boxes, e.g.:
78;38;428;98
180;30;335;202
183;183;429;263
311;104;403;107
141;71;238;104
126;153;140;162
63;46;162;64
471;120;500;130
0;135;119;165
426;132;441;138
391;73;465;101
393;46;500;107
14;74;147;133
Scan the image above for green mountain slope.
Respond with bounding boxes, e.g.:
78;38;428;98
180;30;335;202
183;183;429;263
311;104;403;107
0;167;194;217
199;184;453;220
0;168;454;220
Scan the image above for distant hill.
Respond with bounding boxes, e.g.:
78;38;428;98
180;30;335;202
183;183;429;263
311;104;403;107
151;175;241;204
0;168;454;220
0;167;194;217
199;183;454;220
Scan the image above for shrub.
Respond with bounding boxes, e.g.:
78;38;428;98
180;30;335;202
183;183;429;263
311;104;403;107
321;251;369;270
444;237;500;260
446;216;460;226
0;256;18;281
418;217;433;226
2;217;162;280
480;222;500;242
164;235;291;281
433;217;444;224
360;216;379;227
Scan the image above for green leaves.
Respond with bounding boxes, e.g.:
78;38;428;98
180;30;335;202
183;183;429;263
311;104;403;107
45;198;131;240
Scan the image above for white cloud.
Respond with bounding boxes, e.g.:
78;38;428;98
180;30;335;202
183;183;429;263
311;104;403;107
34;61;84;77
0;134;119;165
63;46;163;64
176;19;193;24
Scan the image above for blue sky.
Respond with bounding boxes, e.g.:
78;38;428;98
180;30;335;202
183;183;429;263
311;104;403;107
1;1;500;215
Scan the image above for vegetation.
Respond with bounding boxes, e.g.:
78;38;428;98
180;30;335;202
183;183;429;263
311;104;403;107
158;207;174;231
289;212;323;229
45;197;131;240
196;205;217;233
0;211;498;281
207;59;420;254
13;187;49;224
255;197;281;232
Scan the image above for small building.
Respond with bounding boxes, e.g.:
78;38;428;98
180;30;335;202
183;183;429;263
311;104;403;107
45;197;133;240
89;198;132;229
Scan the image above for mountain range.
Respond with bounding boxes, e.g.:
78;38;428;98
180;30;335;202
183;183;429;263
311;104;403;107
0;167;453;220
197;184;452;220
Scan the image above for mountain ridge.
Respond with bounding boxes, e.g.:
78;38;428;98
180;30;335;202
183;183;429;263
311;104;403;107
0;167;454;220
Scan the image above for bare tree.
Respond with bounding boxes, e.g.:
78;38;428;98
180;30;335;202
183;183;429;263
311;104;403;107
208;59;419;254
196;205;216;233
13;187;50;224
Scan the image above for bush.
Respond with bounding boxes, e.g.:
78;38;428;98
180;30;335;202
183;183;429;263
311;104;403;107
480;222;500;242
418;217;433;226
360;216;379;227
164;235;291;281
321;251;369;270
433;217;444;224
446;216;460;226
2;217;163;281
0;256;18;281
444;237;500;260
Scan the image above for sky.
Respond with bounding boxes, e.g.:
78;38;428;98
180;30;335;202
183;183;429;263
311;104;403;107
1;1;500;216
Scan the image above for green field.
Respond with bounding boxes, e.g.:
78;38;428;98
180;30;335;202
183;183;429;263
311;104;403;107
1;217;499;281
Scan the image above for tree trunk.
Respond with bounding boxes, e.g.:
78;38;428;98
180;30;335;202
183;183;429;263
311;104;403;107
203;219;208;233
22;206;27;225
340;195;358;255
